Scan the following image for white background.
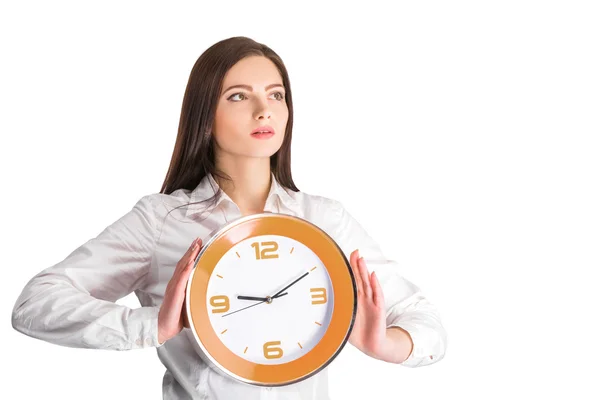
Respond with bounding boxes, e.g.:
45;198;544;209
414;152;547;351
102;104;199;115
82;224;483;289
1;1;599;399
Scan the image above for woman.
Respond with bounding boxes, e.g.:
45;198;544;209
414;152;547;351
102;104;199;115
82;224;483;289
12;36;447;400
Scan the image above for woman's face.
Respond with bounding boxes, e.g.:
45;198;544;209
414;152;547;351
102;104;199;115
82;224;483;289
212;55;288;160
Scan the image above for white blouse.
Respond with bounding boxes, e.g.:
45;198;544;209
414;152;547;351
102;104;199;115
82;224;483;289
12;172;447;400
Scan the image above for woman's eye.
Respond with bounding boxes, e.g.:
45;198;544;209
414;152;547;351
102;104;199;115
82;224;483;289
228;91;285;102
272;91;285;101
228;93;246;101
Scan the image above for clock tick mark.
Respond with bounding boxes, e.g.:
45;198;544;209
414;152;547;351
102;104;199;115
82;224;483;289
244;346;248;354
221;329;228;334
314;321;322;326
216;274;223;279
297;342;303;349
310;266;317;272
236;252;240;258
290;247;294;254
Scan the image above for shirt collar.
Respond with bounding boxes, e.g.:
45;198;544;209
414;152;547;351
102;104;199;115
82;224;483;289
185;171;301;218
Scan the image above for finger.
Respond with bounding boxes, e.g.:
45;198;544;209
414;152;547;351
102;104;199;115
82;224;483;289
182;304;190;328
349;249;363;295
172;240;203;294
358;257;372;299
175;238;200;271
187;237;201;254
175;268;193;295
371;271;384;308
186;239;203;268
168;278;191;327
177;247;201;289
177;238;203;274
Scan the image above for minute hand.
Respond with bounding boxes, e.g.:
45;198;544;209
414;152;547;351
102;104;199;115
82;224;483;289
272;271;309;299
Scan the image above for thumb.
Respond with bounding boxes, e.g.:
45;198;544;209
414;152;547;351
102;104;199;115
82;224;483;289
182;304;190;329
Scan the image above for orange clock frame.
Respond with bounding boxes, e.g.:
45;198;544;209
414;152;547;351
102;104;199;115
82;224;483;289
185;212;357;387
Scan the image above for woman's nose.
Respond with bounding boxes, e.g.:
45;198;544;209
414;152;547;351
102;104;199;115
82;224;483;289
254;98;272;120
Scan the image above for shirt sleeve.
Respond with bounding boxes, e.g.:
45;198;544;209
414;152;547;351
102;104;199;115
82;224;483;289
329;200;448;367
11;195;163;351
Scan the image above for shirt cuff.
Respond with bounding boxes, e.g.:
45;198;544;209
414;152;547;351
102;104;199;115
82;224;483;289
129;306;164;349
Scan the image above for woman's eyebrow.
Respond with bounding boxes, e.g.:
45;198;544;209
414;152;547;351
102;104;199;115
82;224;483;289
223;83;284;94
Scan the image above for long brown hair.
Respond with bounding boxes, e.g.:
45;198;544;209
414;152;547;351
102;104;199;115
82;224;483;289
159;36;299;213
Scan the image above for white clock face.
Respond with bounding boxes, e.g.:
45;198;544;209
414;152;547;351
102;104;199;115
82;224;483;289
205;234;334;365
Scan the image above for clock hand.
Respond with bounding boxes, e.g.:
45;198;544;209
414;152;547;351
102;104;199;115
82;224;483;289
271;271;309;299
237;293;288;302
222;293;290;318
222;272;310;318
221;300;265;318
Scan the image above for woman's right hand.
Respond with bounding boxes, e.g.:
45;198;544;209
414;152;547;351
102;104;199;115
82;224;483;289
157;237;203;345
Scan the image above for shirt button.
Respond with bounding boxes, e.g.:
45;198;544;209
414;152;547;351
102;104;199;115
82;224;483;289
146;338;153;346
135;338;143;346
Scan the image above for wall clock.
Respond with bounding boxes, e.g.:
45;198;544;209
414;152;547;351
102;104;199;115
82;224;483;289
185;212;357;387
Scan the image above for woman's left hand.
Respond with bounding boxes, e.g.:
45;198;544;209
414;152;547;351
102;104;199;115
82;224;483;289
347;249;389;360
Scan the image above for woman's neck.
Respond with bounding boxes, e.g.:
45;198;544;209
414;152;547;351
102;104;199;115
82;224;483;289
214;156;272;216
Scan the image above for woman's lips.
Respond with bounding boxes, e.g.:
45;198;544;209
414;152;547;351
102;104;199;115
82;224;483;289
251;132;275;139
250;125;275;135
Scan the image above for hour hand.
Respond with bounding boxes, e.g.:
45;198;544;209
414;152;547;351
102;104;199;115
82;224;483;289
237;293;288;301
